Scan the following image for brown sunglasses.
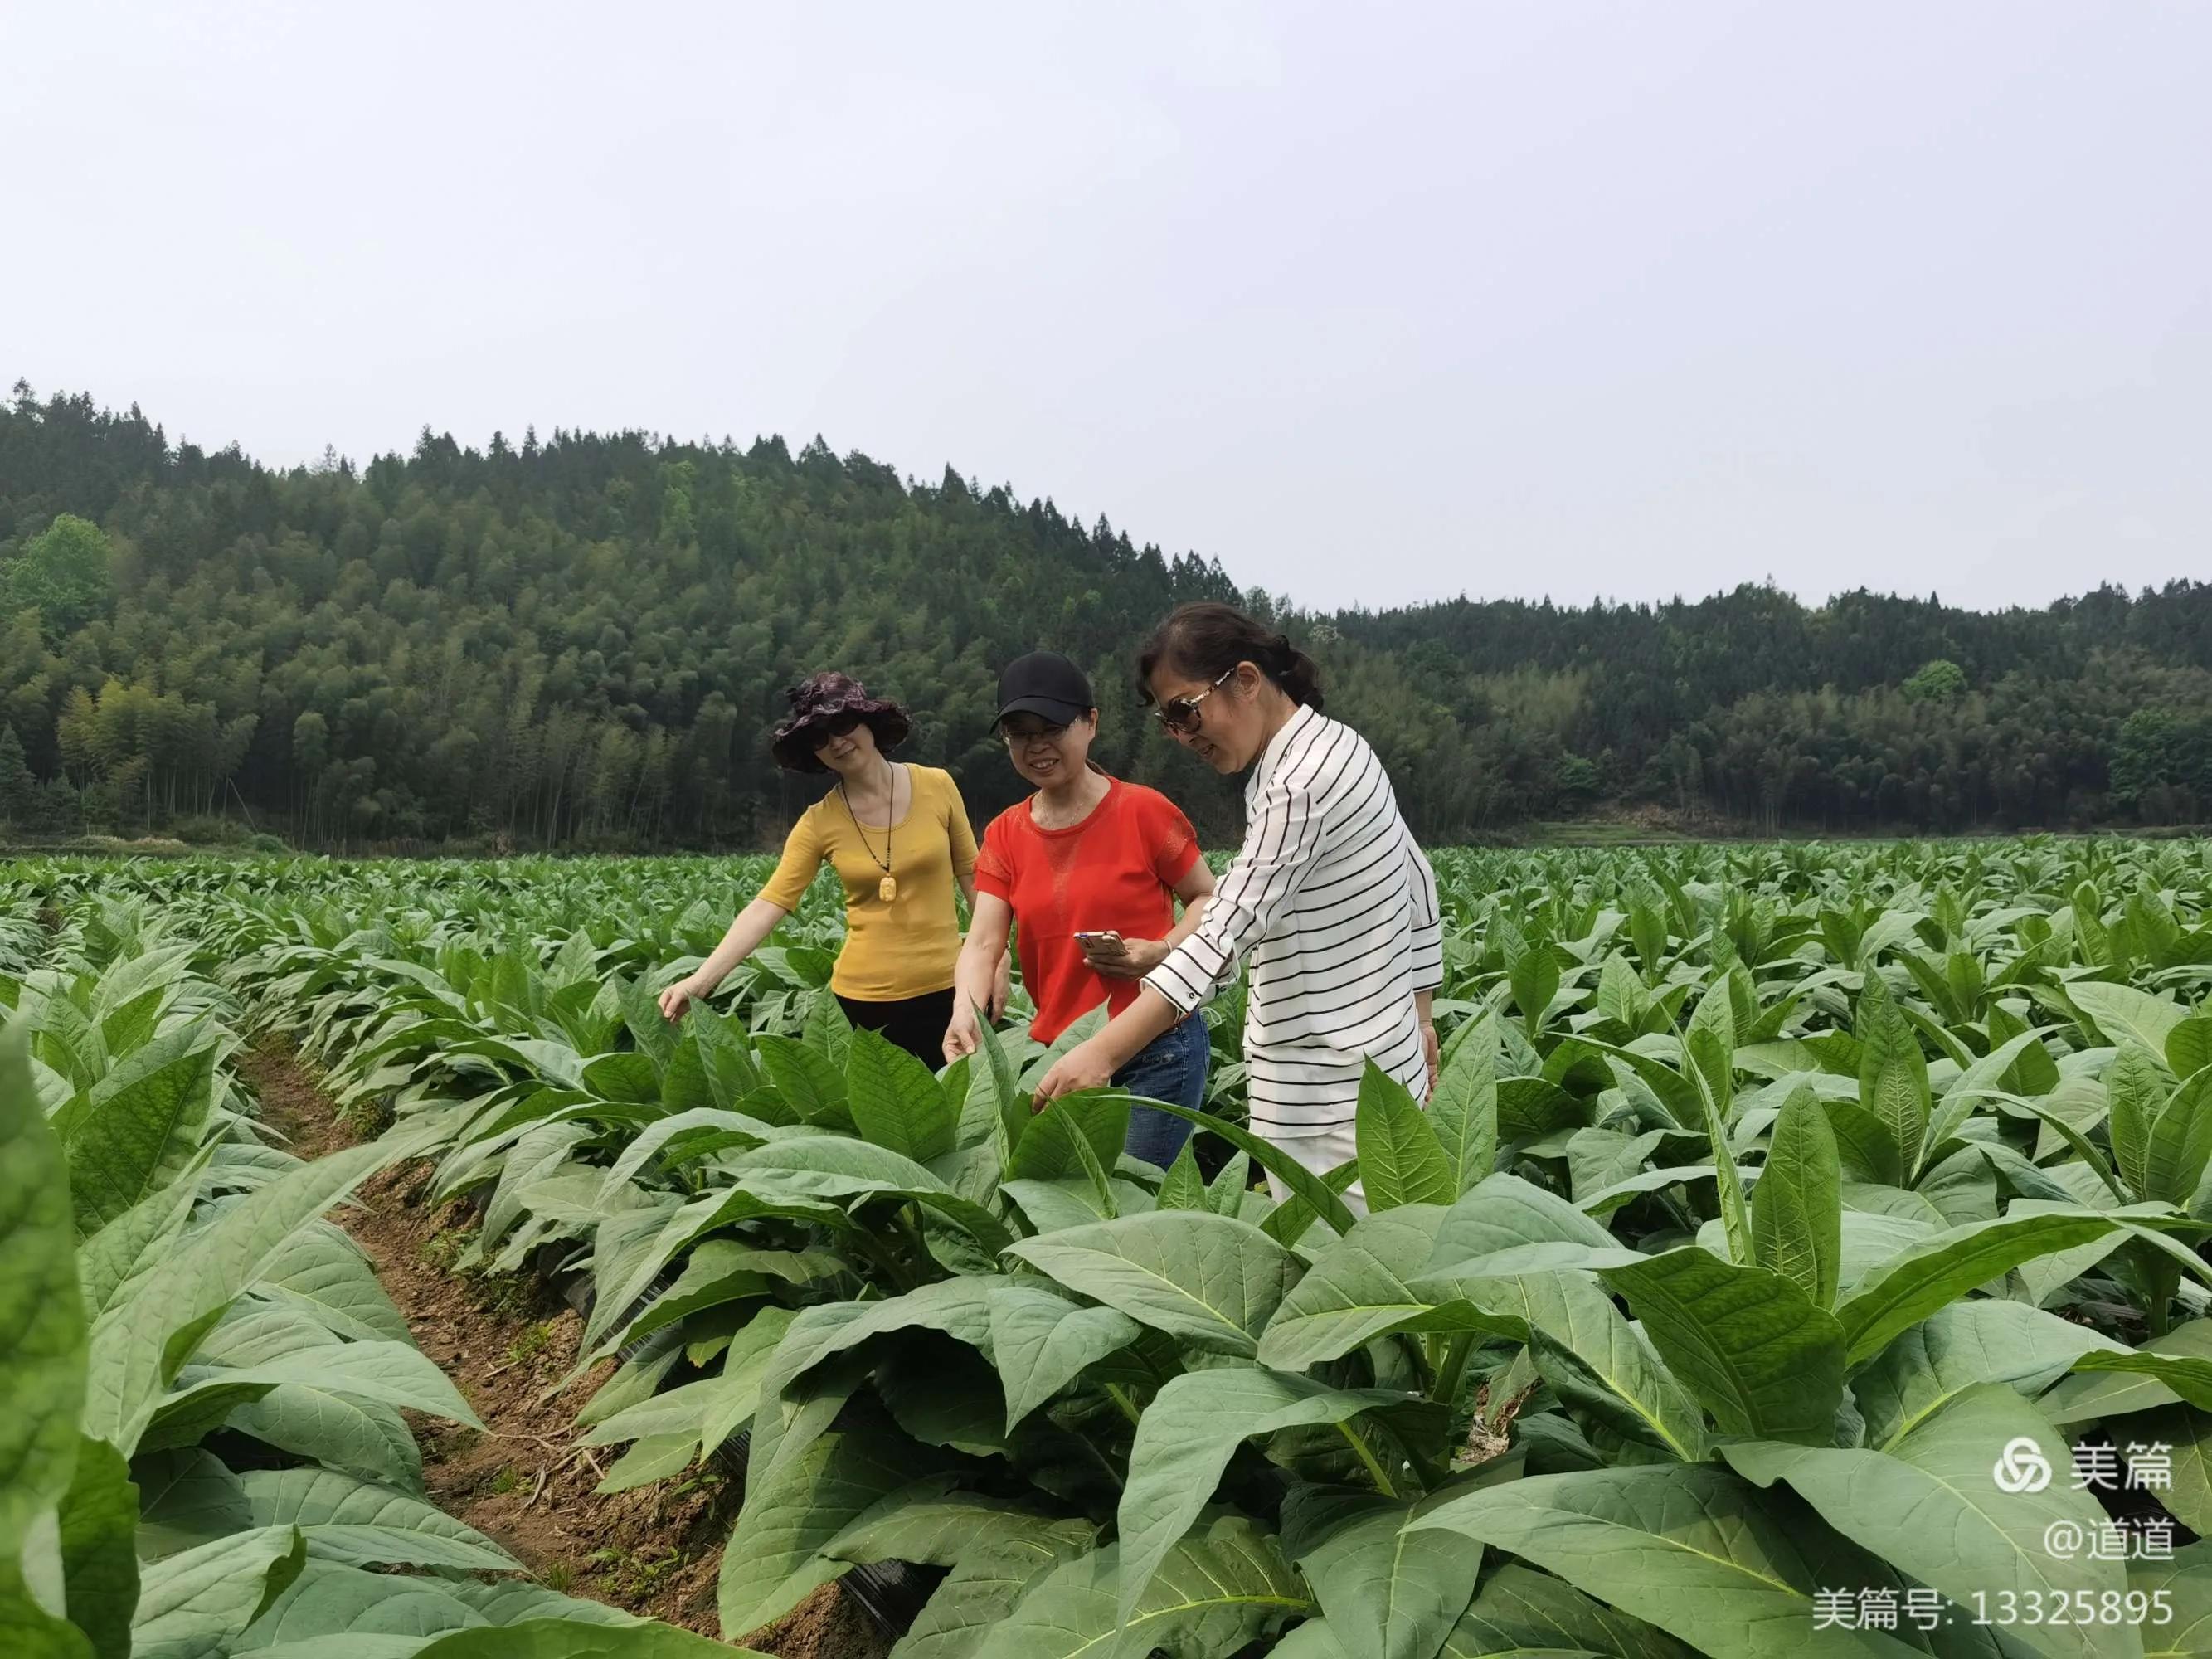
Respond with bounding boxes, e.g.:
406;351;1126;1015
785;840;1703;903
1152;667;1237;735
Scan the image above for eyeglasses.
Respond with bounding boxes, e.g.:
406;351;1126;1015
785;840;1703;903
1000;720;1068;747
811;713;864;746
1152;667;1237;736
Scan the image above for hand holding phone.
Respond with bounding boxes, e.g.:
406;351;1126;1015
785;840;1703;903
1074;929;1127;958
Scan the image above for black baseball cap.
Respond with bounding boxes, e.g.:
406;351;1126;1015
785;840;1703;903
996;650;1095;726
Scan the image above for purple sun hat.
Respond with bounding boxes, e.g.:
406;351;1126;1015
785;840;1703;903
770;672;913;772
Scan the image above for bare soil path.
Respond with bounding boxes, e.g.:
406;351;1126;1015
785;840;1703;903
240;1042;888;1659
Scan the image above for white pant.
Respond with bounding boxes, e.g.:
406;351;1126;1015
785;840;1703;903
1260;1122;1366;1218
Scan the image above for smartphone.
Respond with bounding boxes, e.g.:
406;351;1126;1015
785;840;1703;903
1074;930;1127;958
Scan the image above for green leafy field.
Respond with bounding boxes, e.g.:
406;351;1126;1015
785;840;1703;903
4;836;2210;1658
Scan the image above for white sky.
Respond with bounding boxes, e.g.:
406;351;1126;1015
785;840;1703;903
3;1;2207;613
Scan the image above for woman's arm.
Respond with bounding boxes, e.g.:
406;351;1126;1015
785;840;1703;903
954;864;1014;1019
1407;830;1444;1099
1086;859;1216;980
659;896;789;1019
945;892;1014;1059
663;812;819;1021
1030;982;1181;1102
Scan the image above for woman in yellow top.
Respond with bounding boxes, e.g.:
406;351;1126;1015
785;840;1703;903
658;672;1006;1062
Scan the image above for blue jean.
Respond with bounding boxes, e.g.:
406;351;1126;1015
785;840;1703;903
1114;1012;1210;1170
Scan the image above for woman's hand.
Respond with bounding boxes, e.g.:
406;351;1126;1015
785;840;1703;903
1085;937;1168;980
1033;1037;1118;1108
1421;1019;1440;1102
657;975;703;1023
943;1000;982;1063
990;951;1014;1020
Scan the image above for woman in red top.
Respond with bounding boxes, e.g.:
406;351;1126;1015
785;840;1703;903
943;650;1216;1167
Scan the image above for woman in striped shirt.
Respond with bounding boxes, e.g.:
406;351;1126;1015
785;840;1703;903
1033;604;1443;1204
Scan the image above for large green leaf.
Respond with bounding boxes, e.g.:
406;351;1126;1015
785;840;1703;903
1503;1272;1709;1462
1009;1094;1130;1189
2107;1041;2170;1201
846;1027;955;1163
223;1387;425;1493
1411;1465;1922;1659
1833;1204;2149;1366
1043;1091;1359;1244
1724;1385;2139;1659
153;1338;477;1446
83;1134;414;1454
1683;985;1753;1262
73;1150;210;1326
134;1450;250;1560
1443;1562;1688;1659
2069;981;2188;1056
2130;1540;2212;1659
53;1025;216;1234
1261;1206;1519;1373
1282;1486;1484;1659
1005;1210;1301;1359
727;1136;1010;1249
224;1558;609;1649
1855;976;1931;1190
1428;1014;1499;1196
0;1027;87;1558
1853;1299;2129;1450
250;1222;410;1345
717;1415;953;1639
1753;1082;1842;1309
590;1108;781;1209
751;1033;849;1127
1418;1174;1622;1286
411;1623;760;1659
54;1436;137;1659
1358;1063;1454;1211
2142;1066;2212;1209
888;1524;1096;1659
1599;1246;1845;1444
823;1481;1055;1569
1919;1028;2056;1172
130;1525;305;1659
2035;1319;2212;1424
233;1467;517;1571
1115;1369;1422;1622
2135;1404;2212;1532
971;1514;1312;1659
985;1286;1141;1430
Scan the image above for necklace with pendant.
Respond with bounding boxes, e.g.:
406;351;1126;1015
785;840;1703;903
839;761;897;902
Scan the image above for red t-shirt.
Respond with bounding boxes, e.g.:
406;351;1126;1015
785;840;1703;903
973;776;1202;1046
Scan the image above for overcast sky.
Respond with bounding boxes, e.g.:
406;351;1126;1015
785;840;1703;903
4;2;2206;614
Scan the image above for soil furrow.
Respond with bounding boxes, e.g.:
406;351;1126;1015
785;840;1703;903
238;1041;887;1659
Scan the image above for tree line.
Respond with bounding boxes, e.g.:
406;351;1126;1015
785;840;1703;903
2;381;2207;850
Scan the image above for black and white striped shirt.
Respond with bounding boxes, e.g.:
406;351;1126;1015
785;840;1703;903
1144;703;1443;1136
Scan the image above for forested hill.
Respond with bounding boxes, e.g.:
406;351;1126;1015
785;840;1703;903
1;382;2208;850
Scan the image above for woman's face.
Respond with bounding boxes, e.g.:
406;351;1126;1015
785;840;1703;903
1001;709;1096;789
1147;661;1264;773
812;713;881;775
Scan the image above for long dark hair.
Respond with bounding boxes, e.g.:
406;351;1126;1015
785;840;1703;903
1137;603;1325;713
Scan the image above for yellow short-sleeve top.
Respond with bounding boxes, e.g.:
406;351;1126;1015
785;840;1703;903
756;764;979;1001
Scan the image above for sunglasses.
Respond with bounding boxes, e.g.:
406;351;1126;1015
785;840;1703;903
810;712;865;746
1152;667;1238;736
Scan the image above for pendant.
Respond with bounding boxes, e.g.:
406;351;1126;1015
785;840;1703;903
879;875;897;902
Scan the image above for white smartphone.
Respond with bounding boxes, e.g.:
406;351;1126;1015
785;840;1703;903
1074;930;1127;958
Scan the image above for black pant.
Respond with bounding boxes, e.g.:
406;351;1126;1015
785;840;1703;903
837;988;955;1068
